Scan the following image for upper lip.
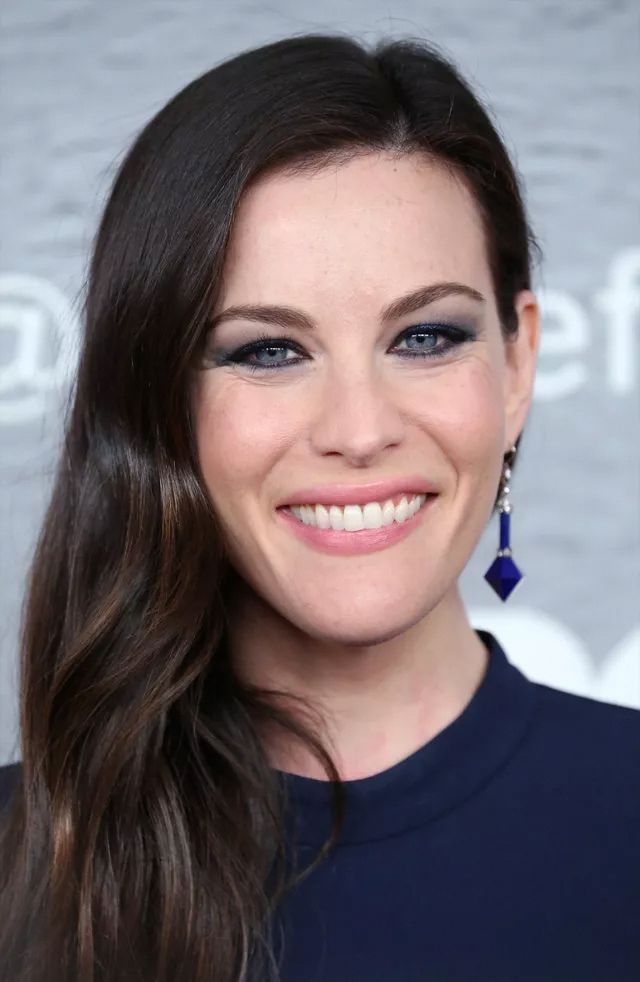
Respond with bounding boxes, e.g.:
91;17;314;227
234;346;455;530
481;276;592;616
278;476;439;508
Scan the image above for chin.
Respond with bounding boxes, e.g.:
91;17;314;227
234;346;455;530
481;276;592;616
290;597;436;647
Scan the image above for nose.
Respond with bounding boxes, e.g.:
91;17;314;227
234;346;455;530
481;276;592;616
308;364;405;466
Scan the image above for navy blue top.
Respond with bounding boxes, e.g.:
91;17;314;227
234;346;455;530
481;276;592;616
2;629;639;981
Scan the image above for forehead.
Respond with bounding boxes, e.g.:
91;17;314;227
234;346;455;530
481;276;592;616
219;152;492;308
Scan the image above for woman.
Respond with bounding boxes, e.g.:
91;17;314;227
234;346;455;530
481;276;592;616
0;31;638;982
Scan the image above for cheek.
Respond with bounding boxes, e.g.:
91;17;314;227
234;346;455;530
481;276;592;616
421;359;505;484
194;378;293;503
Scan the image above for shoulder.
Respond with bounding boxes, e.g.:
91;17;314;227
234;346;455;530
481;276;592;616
0;761;22;811
532;679;640;747
526;680;640;807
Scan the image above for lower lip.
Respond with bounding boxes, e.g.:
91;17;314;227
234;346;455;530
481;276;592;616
275;495;437;556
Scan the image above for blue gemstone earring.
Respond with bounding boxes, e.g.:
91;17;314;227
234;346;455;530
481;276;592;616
484;446;523;601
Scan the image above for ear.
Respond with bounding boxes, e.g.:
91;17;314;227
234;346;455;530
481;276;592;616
503;289;541;451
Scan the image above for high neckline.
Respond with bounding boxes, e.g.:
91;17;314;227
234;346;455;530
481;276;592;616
275;629;540;847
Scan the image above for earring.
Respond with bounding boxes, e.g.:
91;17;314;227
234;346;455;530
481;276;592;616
484;446;523;601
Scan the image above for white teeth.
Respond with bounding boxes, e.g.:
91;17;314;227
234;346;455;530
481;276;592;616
316;504;331;529
344;505;364;532
329;504;344;530
289;494;428;531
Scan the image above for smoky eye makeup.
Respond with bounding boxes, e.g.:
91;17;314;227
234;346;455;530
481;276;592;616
201;312;483;374
205;320;478;374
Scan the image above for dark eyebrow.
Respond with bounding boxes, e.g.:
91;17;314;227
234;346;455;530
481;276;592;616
209;281;486;332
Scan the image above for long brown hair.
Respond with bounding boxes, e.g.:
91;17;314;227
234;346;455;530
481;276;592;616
0;32;540;981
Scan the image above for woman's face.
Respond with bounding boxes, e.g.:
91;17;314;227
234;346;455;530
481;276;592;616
192;152;538;644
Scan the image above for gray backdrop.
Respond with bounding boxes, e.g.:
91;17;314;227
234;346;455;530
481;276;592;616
1;0;639;765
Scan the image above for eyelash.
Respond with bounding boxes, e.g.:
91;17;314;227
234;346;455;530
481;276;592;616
213;323;476;373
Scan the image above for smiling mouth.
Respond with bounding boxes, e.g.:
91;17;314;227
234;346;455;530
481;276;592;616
279;492;435;531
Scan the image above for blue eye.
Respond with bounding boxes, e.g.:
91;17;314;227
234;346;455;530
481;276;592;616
212;323;476;373
392;324;475;359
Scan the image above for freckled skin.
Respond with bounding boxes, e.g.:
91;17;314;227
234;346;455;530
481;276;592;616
191;151;540;779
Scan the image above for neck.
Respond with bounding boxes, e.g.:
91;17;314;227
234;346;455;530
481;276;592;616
225;579;490;782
